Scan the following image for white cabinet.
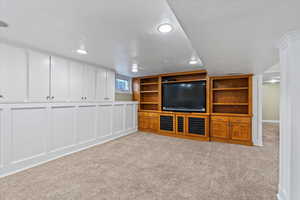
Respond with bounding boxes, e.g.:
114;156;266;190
96;69;115;101
70;63;97;101
50;57;69;101
28;51;50;101
83;66;96;101
70;62;84;101
0;43;115;103
0;44;27;102
96;68;106;101
106;70;115;101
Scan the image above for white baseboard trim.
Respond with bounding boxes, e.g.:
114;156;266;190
262;120;280;123
0;129;137;179
277;189;288;200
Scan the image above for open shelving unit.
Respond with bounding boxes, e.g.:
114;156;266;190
139;76;161;111
210;75;252;116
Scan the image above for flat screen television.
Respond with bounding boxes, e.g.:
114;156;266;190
162;81;206;112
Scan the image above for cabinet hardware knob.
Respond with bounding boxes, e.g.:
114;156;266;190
0;95;3;98
46;96;50;100
52;96;54;99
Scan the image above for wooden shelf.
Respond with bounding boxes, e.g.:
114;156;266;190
140;102;159;104
140;90;159;93
162;79;206;84
213;103;248;106
141;82;158;85
212;87;248;91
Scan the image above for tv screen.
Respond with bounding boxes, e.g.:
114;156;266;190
162;81;206;112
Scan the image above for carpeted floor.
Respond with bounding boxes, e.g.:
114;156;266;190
0;123;279;200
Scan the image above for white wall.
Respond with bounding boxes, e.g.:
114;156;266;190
262;83;280;122
278;31;300;200
0;102;138;177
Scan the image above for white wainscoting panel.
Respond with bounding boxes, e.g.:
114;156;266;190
97;105;113;138
125;104;134;131
113;104;124;134
50;106;75;152
77;106;97;144
11;107;48;163
0;109;2;169
0;101;138;178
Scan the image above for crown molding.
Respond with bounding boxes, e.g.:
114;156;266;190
277;30;300;50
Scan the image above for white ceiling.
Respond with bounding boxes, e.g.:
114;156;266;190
167;0;300;75
0;0;299;77
0;0;203;77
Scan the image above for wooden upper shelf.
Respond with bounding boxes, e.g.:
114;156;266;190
162;79;207;84
140;90;159;93
212;87;248;91
140;82;158;85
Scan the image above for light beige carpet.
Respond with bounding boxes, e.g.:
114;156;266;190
0;123;279;200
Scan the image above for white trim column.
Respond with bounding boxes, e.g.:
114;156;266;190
252;74;263;146
277;31;300;200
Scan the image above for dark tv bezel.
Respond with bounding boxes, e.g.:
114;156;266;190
162;81;206;113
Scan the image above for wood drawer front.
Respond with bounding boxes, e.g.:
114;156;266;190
230;117;250;123
211;116;230;121
211;118;230;139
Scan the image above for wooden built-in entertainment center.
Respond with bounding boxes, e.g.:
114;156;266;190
133;70;253;146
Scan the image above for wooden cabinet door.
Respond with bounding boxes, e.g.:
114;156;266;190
0;44;27;102
211;116;230;139
186;115;209;137
148;113;159;132
138;112;158;132
28;51;51;101
50;56;69;101
230;117;251;141
159;114;175;134
175;115;185;135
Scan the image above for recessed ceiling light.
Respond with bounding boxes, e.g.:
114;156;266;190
158;24;173;33
132;64;138;73
0;20;8;27
189;60;198;65
76;49;88;55
267;79;280;83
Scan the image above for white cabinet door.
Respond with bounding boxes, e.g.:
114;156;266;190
83;66;96;101
28;51;50;101
50;56;69;101
0;44;27;102
106;70;115;101
96;68;106;101
70;62;84;101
